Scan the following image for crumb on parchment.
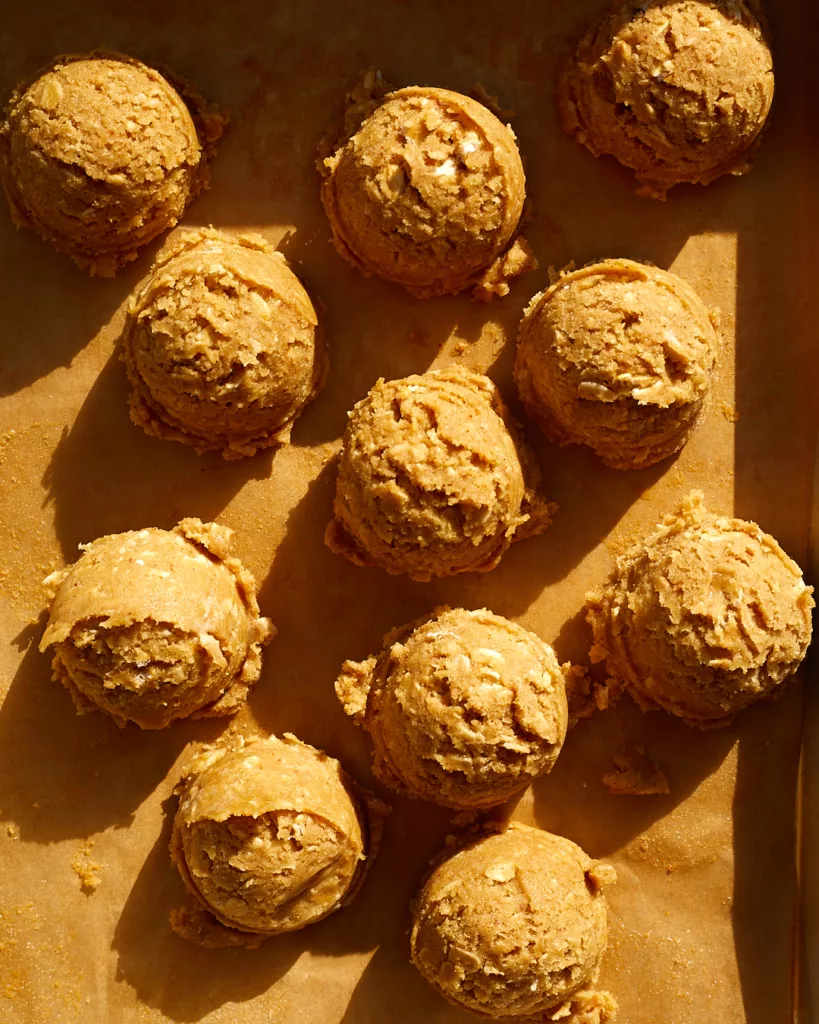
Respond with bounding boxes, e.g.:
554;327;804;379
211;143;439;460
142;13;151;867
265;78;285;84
71;839;101;894
603;743;670;796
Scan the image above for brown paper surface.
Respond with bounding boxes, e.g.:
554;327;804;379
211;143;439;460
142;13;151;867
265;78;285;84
0;2;816;1022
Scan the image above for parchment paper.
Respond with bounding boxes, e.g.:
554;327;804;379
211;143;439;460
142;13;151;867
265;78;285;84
0;2;816;1022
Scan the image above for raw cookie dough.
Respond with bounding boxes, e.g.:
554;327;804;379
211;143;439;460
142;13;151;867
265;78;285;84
410;823;617;1021
122;229;326;459
515;259;718;470
335;606;568;810
320;80;535;300
587;492;814;727
325;367;554;581
0;51;225;275
39;518;273;729
557;0;774;199
170;733;386;947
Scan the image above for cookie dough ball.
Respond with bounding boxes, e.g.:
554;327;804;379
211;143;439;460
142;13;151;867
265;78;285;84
170;733;385;946
122;229;327;459
336;607;568;810
587;492;814;727
325;367;554;581
39;519;273;729
558;1;774;198
0;52;225;275
411;823;617;1021
321;83;534;299
515;259;718;470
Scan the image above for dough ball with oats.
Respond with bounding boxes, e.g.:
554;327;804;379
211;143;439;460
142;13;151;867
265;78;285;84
336;607;568;810
122;229;326;459
325;367;554;581
39;519;273;729
557;0;774;199
587;492;814;727
170;733;386;947
0;51;225;275
515;259;718;470
411;823;617;1020
321;82;534;299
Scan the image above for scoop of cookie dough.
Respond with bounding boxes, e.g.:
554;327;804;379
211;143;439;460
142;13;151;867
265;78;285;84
321;82;535;299
39;518;273;729
411;823;617;1021
336;607;568;810
170;733;385;946
515;259;718;470
558;0;774;198
122;229;326;459
587;492;814;727
325;367;554;581
0;51;225;275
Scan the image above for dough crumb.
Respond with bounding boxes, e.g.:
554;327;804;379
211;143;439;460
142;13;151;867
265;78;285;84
720;401;740;422
71;840;101;894
565;665;609;727
5;822;20;840
170;903;265;949
547;986;618;1022
470;82;516;121
472;235;537;302
603;743;670;796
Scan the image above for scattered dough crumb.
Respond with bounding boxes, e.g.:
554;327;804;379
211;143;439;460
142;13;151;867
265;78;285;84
603;743;670;796
720;401;740;422
565;664;609;727
5;822;20;839
472;236;538;302
470;82;516;121
451;809;480;828
71;839;102;893
170;903;265;949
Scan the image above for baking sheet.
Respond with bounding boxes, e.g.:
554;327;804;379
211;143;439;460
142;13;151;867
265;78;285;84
0;1;816;1022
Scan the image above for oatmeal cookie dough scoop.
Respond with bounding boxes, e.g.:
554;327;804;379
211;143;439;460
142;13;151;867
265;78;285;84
170;733;387;948
320;79;535;299
515;259;718;469
336;607;569;810
122;229;326;459
587;492;814;727
411;823;617;1021
325;367;554;581
558;0;774;198
0;51;225;275
39;518;273;729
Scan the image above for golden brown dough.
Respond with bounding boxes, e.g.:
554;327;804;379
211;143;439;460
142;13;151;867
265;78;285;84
39;518;273;729
515;259;718;470
410;823;617;1021
325;367;554;581
557;0;774;199
121;228;326;459
170;733;387;947
0;51;225;275
320;81;535;299
587;492;814;727
336;607;568;810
